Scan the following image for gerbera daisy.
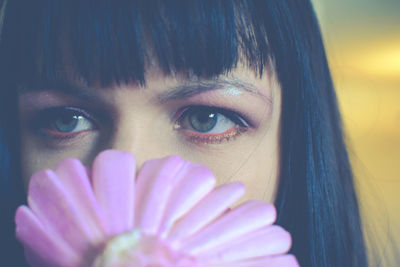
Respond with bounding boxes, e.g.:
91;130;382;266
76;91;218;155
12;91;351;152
15;150;299;267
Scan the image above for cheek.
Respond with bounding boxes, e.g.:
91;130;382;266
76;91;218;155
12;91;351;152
235;148;279;203
175;125;280;204
222;134;280;204
19;132;102;190
190;93;281;203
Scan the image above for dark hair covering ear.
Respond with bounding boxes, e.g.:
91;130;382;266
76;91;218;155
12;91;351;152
0;0;26;265
267;2;368;266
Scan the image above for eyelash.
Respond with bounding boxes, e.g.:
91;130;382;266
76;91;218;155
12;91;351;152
30;106;249;145
174;105;249;144
30;107;98;141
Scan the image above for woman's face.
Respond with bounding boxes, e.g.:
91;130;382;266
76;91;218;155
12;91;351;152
18;64;282;203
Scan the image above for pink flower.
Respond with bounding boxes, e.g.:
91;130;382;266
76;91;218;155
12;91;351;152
15;150;299;267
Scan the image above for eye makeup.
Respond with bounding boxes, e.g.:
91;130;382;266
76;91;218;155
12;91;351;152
178;124;249;144
173;105;250;145
168;88;273;130
25;106;97;141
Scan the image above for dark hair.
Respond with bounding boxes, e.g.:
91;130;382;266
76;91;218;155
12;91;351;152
0;0;369;266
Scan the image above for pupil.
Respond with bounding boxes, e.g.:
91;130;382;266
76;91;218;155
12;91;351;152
189;110;218;133
54;113;79;132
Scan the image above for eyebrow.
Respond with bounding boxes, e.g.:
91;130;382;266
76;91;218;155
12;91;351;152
18;77;271;105
157;78;272;103
17;81;109;106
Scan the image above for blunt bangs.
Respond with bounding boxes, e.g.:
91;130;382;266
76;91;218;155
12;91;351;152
0;0;272;89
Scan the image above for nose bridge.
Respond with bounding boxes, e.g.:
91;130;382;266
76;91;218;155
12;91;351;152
97;88;175;168
106;122;147;168
104;116;169;169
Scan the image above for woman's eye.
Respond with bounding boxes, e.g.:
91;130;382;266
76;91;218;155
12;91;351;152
175;106;249;144
33;107;96;137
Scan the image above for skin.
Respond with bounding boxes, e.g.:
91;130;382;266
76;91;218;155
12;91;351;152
18;64;282;203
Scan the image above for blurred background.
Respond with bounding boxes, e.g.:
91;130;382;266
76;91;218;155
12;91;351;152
312;0;400;265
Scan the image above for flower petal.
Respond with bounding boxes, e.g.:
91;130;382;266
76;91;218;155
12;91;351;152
181;201;276;254
158;163;216;238
197;225;292;263
91;150;136;235
27;169;99;256
134;155;186;235
207;254;300;267
167;182;245;244
15;206;80;267
55;158;106;243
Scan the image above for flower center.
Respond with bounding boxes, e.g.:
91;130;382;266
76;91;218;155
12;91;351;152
92;229;197;267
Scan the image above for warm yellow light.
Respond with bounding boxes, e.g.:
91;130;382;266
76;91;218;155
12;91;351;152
331;40;400;78
360;45;400;76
